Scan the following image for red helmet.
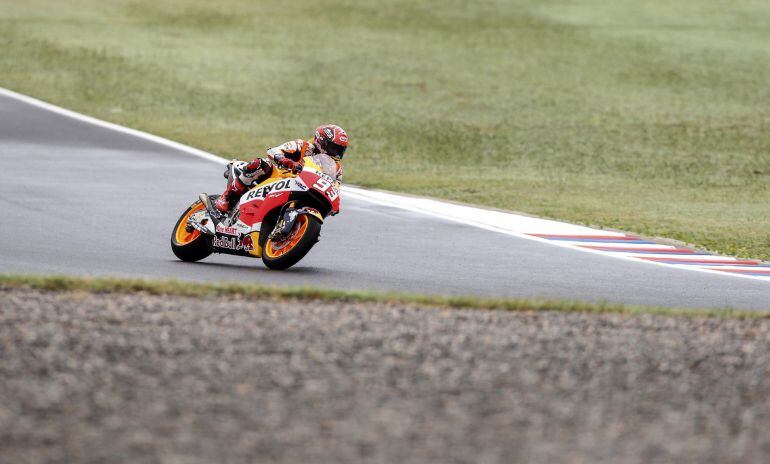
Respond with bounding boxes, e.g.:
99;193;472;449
314;124;349;160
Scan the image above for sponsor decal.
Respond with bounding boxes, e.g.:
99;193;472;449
324;128;333;139
294;177;308;191
339;135;348;143
242;179;294;202
215;224;238;236
212;235;253;252
240;234;255;252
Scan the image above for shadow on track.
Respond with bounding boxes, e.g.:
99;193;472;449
168;260;337;276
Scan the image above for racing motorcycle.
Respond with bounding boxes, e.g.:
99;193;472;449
170;153;341;270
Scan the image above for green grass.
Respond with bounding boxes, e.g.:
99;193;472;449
1;0;769;258
1;274;766;319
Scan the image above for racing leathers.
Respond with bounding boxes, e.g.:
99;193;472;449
213;139;343;213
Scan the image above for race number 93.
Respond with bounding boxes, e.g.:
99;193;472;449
312;177;339;201
312;178;332;191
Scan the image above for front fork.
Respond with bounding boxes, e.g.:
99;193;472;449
269;202;299;241
269;202;324;241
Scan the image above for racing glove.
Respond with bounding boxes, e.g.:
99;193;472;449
277;157;302;174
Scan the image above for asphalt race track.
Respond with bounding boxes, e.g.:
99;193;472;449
1;93;768;310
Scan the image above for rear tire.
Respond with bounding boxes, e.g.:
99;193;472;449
261;215;322;270
171;200;213;262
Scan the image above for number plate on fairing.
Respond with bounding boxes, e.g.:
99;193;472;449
311;174;340;201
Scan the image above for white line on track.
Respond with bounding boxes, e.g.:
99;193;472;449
2;86;767;284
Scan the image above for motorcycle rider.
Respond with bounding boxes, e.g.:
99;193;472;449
213;124;349;214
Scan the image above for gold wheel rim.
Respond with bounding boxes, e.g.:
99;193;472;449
265;215;309;258
174;203;204;245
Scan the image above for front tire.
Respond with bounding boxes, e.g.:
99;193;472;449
171;200;213;262
261;214;321;270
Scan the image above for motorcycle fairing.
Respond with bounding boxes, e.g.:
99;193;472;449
235;154;340;233
237;177;300;234
182;153;340;259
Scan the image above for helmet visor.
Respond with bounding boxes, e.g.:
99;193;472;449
325;142;347;160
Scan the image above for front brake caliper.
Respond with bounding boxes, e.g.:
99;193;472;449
269;209;299;241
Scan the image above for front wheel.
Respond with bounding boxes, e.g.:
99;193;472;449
261;214;321;270
170;200;213;262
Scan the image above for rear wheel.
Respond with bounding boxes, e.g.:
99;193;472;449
171;200;213;262
261;214;321;270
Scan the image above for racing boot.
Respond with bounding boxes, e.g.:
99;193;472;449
213;177;248;213
213;158;274;213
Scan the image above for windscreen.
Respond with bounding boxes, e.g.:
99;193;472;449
312;153;339;178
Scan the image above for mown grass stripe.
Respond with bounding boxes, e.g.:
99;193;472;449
0;274;766;320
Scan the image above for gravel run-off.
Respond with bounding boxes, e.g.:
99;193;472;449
1;289;768;464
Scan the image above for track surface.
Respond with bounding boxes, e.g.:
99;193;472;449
1;94;768;310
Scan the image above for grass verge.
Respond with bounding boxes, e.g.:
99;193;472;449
1;0;768;260
0;274;766;320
